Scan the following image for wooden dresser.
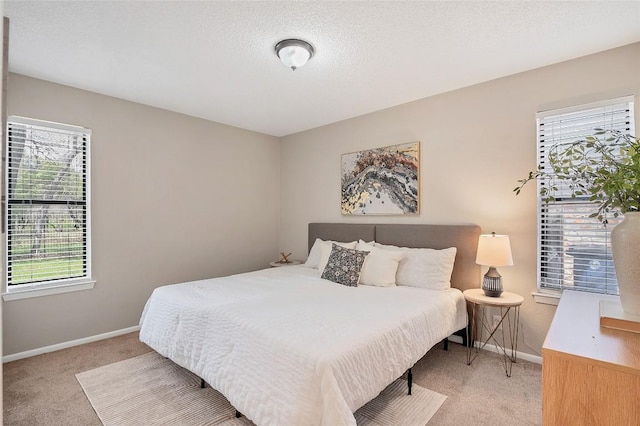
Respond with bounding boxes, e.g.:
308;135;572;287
542;290;640;425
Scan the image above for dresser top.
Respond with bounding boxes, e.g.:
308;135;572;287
543;290;640;375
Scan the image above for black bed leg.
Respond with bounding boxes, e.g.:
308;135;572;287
236;410;242;418
442;337;449;351
407;368;412;395
200;378;205;389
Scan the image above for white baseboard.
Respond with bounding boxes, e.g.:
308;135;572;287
470;341;543;364
448;335;464;345
3;327;542;365
3;325;141;363
448;335;542;364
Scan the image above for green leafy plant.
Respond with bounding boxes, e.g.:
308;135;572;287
514;129;640;222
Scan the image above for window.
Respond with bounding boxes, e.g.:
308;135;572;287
536;97;635;295
4;116;92;296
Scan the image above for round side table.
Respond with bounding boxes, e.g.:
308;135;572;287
269;260;302;267
463;288;524;377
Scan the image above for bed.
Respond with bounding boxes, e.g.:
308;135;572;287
139;223;480;425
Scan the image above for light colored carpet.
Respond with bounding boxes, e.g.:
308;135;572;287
76;352;446;426
3;333;541;426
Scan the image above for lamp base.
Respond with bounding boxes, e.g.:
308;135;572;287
483;288;503;297
482;267;503;297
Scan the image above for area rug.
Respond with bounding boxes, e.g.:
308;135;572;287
76;352;446;426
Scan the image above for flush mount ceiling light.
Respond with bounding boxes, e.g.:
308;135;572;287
275;39;314;71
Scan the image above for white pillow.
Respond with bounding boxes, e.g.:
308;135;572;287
303;238;324;268
313;240;358;270
356;240;404;287
375;243;457;290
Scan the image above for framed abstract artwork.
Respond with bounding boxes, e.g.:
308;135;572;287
341;142;420;215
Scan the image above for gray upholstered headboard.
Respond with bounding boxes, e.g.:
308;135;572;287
308;223;481;292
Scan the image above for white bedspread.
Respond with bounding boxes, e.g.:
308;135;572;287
139;266;467;426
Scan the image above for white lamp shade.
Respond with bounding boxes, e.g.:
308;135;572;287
476;233;513;267
275;39;314;70
278;45;311;69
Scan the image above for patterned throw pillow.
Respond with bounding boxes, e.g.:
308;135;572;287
321;243;369;287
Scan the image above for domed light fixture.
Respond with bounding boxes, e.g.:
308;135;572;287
275;39;314;71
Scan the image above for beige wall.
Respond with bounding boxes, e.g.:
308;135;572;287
3;73;281;355
1;7;5;421
3;43;639;358
279;42;640;356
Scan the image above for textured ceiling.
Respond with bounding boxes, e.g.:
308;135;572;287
4;1;640;137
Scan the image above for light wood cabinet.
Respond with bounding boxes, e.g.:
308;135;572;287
542;290;640;425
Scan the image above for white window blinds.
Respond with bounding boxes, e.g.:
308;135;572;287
536;97;635;295
5;116;91;288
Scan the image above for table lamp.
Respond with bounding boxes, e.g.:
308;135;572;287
476;232;513;297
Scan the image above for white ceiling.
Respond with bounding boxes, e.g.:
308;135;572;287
4;1;640;137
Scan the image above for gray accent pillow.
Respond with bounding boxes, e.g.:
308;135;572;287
321;243;369;287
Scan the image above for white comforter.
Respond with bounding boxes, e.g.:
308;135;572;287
139;266;467;426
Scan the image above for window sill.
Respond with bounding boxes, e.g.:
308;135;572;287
532;291;561;306
2;279;96;301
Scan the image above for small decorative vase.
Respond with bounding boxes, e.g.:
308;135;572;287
611;211;640;316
